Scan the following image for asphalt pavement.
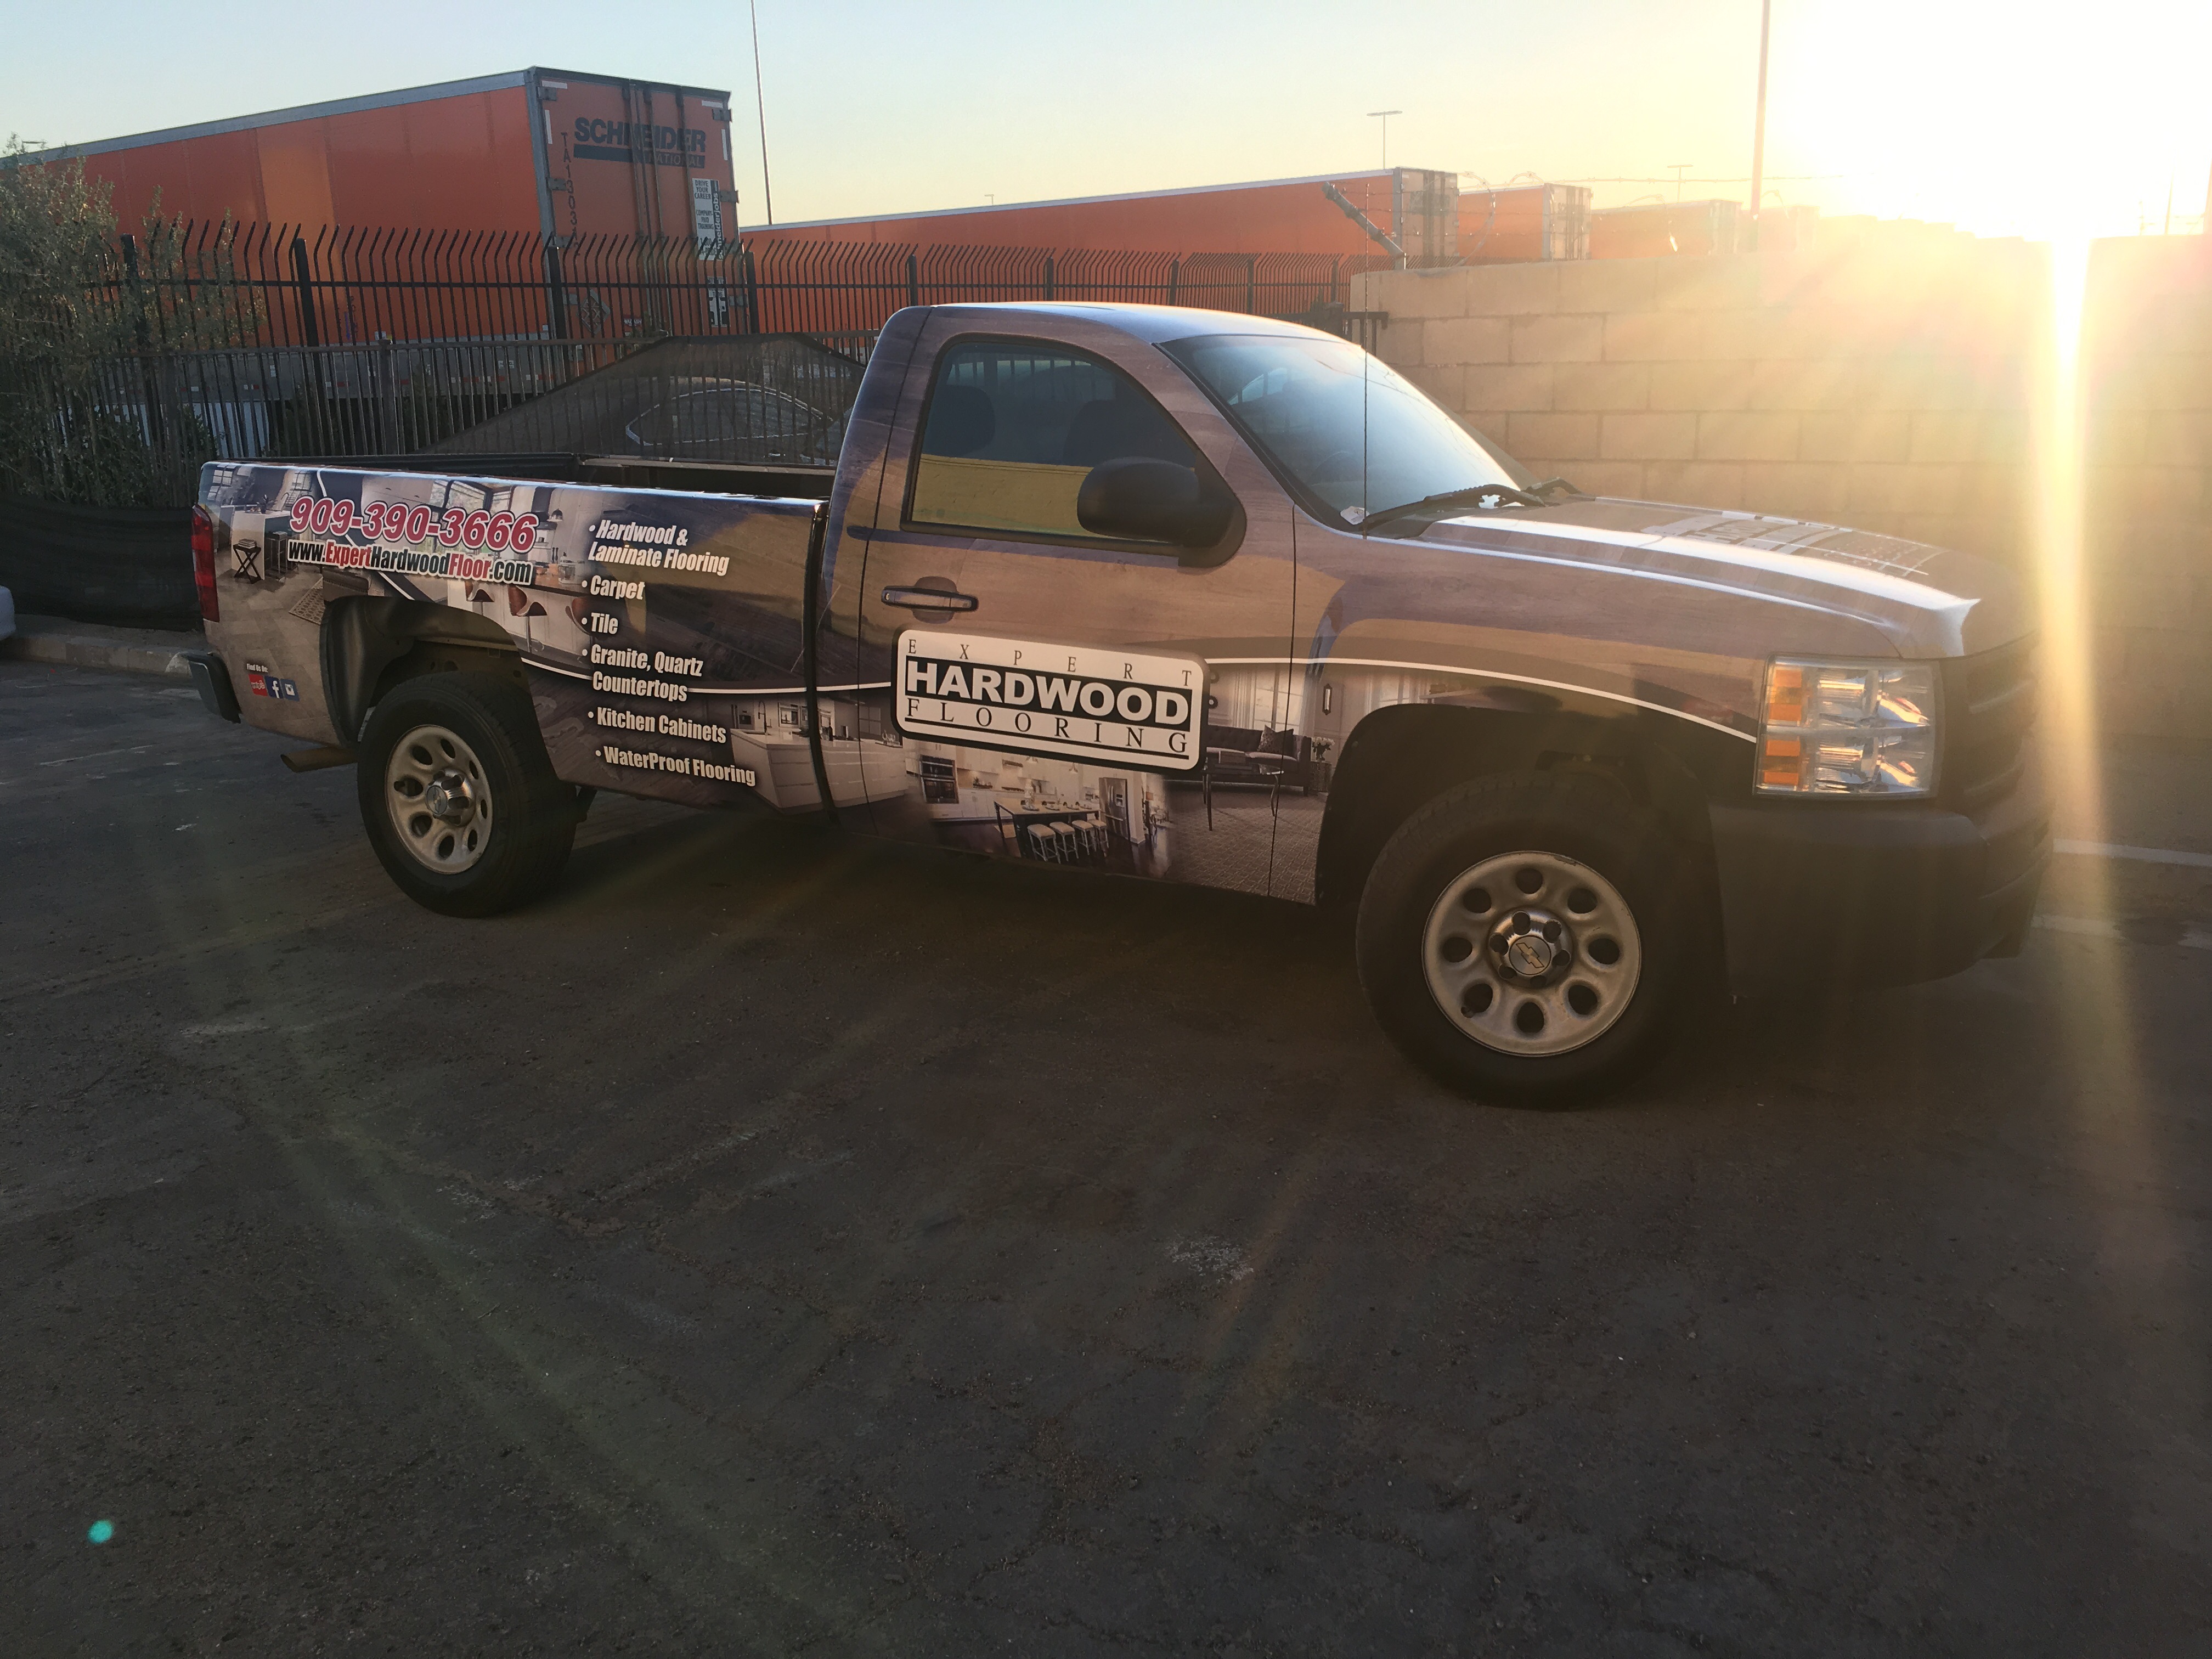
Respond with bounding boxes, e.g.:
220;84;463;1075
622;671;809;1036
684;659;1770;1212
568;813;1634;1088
4;658;2209;1656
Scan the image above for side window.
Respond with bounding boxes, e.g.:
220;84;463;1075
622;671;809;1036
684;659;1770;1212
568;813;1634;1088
908;340;1198;542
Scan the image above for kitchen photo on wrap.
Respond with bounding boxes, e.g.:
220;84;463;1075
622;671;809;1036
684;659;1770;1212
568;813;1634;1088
186;302;2046;1104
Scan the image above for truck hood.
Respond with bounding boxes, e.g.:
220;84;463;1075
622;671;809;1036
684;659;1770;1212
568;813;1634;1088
1413;498;2032;657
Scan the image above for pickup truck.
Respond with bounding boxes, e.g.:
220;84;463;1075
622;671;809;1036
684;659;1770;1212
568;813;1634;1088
186;303;2048;1103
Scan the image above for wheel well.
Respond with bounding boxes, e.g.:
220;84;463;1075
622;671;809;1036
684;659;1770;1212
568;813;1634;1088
1312;704;1724;910
321;596;526;746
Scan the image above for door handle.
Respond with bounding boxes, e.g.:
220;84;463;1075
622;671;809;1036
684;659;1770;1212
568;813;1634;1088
881;583;979;614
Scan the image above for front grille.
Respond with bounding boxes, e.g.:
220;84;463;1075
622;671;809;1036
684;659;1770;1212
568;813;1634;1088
1943;636;2038;813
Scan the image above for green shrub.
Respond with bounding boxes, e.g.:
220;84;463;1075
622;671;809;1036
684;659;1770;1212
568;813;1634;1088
1;138;252;506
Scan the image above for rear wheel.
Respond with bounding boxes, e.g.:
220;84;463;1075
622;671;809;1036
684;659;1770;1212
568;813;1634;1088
1355;773;1706;1105
357;671;575;917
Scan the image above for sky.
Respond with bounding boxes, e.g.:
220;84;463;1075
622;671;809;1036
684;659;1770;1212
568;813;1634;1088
4;0;2207;241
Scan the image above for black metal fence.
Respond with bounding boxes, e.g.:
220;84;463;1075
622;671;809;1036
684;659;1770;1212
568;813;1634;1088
63;221;1387;349
12;223;1390;506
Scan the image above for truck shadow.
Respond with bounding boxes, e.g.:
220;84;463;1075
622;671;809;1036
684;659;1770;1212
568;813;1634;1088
549;801;2063;1126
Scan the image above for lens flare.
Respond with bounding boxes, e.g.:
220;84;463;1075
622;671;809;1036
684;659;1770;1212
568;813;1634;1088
2030;235;2121;958
86;1519;114;1544
2033;237;2097;789
2030;235;2127;1042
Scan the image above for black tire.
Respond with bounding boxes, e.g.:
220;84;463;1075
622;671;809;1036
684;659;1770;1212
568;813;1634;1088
1354;772;1708;1106
356;671;576;917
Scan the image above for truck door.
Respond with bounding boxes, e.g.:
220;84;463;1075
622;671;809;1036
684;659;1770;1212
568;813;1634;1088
839;312;1301;898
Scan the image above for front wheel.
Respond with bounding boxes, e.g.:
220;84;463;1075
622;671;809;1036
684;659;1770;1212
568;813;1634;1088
1355;774;1708;1105
356;671;576;917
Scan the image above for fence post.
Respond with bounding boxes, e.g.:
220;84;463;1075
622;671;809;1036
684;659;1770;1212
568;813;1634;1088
906;252;919;309
1167;258;1180;306
1043;255;1055;302
544;241;568;341
1246;255;1257;314
289;235;319;347
117;233;168;448
743;246;762;334
376;340;398;453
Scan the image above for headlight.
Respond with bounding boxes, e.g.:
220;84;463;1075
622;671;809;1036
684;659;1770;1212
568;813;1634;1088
1757;658;1939;797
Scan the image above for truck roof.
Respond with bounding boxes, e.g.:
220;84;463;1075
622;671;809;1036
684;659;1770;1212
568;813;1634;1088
914;302;1339;346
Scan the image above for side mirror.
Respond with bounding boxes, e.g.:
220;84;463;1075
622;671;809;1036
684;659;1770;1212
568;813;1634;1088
1076;458;1235;552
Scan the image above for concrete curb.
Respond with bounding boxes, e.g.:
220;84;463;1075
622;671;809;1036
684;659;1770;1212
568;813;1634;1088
1;614;203;680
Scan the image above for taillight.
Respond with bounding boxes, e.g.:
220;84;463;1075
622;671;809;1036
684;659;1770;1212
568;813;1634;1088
191;505;218;623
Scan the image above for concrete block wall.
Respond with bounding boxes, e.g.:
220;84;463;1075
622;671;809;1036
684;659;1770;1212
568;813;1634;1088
2074;238;2212;738
1354;229;2212;737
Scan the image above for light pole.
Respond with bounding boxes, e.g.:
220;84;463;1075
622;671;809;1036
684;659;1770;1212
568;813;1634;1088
1368;110;1402;171
1747;0;1771;250
750;0;775;225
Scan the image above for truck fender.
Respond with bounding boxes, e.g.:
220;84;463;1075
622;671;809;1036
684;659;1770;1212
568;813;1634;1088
1311;703;1723;911
322;595;527;746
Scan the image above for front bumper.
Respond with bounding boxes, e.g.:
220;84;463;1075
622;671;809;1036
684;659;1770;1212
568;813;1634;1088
1708;787;2050;996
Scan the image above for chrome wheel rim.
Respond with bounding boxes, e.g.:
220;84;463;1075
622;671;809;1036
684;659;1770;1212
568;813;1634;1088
385;723;492;874
1420;850;1643;1057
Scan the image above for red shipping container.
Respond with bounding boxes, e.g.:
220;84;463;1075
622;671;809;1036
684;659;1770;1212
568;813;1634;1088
744;171;1585;270
1588;200;1742;259
743;170;1408;258
25;68;740;242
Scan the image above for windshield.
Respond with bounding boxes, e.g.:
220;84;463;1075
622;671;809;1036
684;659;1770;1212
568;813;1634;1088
1162;332;1532;528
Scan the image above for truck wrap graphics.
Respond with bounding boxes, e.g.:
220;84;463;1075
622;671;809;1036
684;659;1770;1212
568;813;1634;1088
197;460;1309;895
199;462;825;810
894;633;1204;769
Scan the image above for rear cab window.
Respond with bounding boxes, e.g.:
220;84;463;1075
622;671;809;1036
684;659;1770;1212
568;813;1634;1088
905;339;1204;545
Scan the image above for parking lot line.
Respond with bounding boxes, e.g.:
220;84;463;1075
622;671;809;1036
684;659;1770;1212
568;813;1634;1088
2035;913;2212;950
2053;839;2212;870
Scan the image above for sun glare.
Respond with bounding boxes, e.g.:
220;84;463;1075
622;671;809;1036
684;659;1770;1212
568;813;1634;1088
1776;2;2210;239
2033;234;2096;785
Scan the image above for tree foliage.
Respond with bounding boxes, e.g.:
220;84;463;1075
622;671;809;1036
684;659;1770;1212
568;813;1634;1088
1;138;250;505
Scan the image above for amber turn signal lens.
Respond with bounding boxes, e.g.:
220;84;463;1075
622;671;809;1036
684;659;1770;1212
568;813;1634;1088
1758;734;1802;790
1763;663;1805;727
